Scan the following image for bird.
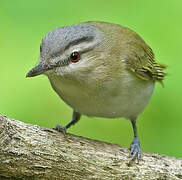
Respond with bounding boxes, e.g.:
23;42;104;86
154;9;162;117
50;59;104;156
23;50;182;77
26;21;166;161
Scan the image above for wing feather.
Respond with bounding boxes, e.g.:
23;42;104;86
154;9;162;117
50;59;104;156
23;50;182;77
124;34;166;82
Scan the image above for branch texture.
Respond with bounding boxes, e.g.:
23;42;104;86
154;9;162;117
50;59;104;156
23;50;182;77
0;114;182;180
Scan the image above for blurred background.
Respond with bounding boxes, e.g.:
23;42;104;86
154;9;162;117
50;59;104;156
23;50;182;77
0;0;181;158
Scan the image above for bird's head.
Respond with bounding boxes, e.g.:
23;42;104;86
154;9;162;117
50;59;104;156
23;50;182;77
26;23;104;79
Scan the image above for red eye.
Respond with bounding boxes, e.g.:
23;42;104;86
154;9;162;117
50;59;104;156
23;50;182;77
70;52;80;63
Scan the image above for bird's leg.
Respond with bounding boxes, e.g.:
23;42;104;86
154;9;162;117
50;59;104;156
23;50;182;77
55;111;81;133
130;118;141;161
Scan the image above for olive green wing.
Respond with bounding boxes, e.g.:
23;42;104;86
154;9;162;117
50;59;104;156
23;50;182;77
124;38;166;82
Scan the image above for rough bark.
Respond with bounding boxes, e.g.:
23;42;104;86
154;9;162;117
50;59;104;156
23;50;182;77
0;114;181;180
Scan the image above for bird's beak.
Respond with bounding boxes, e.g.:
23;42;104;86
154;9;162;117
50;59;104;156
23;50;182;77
26;63;48;77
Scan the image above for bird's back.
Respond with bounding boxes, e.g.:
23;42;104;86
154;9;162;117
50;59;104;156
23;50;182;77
85;21;166;83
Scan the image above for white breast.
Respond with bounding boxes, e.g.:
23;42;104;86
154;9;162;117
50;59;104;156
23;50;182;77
48;70;154;120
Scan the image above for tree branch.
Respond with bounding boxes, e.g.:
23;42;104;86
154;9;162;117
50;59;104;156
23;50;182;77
0;114;182;180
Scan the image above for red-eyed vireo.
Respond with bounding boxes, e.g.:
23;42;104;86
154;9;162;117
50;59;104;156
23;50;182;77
26;21;166;161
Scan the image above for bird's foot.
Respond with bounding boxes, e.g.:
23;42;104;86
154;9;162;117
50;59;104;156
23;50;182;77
55;124;67;135
130;137;141;162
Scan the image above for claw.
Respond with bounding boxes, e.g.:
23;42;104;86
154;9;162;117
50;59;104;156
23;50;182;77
55;124;66;135
131;151;137;160
130;137;141;162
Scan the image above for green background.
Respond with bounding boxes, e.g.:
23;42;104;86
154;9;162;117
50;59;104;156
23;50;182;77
0;0;181;158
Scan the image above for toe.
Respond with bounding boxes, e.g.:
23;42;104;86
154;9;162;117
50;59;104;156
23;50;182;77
131;150;137;160
130;137;141;161
55;124;66;134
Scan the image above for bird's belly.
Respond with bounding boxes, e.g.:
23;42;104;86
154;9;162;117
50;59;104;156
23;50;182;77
48;73;154;119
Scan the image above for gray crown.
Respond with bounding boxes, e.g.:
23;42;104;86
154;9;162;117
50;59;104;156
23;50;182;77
40;23;102;59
